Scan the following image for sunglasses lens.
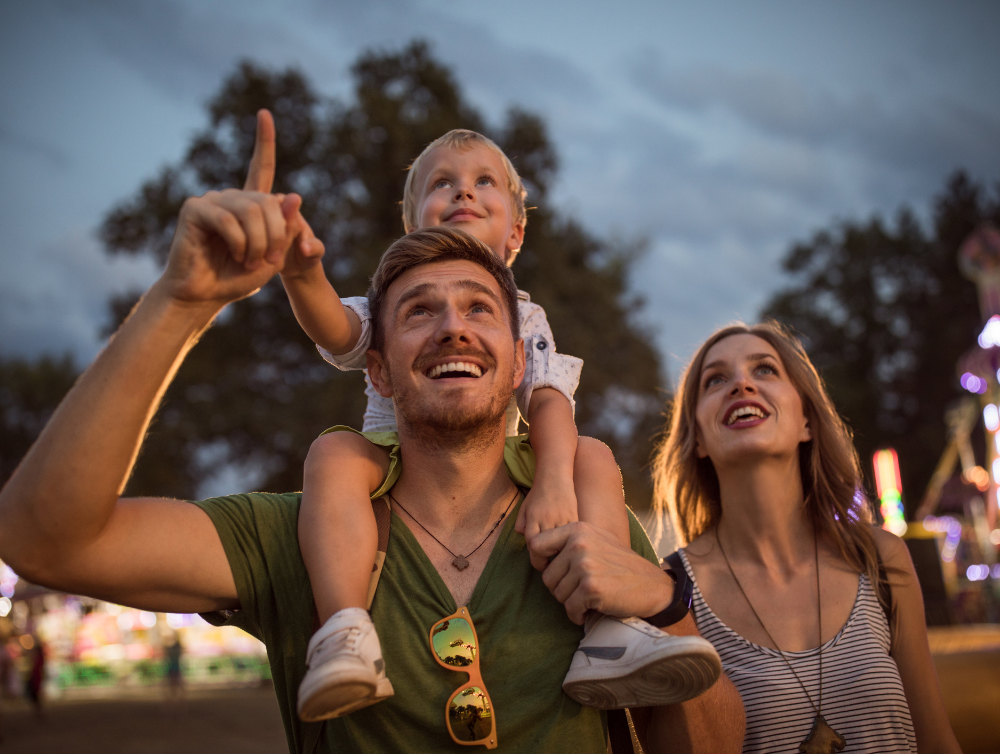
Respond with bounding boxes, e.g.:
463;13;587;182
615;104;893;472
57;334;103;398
431;617;477;667
448;686;494;742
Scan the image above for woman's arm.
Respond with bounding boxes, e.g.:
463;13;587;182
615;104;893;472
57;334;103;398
874;529;961;753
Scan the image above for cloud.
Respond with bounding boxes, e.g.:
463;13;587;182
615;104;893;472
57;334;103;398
58;0;344;102
0;122;71;169
0;229;160;363
631;55;1000;194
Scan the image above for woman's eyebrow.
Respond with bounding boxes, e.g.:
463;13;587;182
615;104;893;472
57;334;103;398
701;360;725;374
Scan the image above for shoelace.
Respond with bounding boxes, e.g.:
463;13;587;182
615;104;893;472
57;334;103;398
310;625;363;667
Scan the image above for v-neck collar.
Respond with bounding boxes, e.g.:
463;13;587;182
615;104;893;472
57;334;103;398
387;492;525;615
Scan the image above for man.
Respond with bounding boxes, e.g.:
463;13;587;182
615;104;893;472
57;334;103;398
0;114;743;752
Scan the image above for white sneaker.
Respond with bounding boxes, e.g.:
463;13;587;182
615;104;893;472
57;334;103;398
562;614;721;709
297;608;394;721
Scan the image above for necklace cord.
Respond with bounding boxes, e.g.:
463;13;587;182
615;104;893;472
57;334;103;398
388;487;520;562
715;523;823;716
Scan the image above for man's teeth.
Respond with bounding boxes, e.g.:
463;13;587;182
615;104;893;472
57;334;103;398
726;406;766;425
427;361;483;379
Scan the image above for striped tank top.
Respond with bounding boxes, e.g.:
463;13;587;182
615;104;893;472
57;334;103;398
678;549;917;753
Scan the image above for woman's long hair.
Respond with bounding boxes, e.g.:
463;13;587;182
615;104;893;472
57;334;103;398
651;320;884;594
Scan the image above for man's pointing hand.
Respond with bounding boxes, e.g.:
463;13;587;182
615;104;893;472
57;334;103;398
156;109;321;309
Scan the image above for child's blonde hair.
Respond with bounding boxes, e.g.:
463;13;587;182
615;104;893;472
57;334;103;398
401;130;528;241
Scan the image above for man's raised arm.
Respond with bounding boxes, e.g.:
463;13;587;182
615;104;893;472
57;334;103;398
0;111;311;613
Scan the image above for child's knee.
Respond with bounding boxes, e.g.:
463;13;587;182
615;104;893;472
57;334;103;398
307;431;386;468
575;436;618;472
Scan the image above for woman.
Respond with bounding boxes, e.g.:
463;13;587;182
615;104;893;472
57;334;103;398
651;321;959;753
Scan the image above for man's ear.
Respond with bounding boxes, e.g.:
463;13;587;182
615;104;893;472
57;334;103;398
366;350;394;398
512;337;526;389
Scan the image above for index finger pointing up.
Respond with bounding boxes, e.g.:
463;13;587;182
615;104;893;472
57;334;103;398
243;109;276;193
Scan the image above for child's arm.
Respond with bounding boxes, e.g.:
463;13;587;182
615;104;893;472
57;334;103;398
279;217;362;355
516;387;579;537
516;390;631;570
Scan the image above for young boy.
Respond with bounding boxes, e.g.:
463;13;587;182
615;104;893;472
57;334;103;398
280;130;719;722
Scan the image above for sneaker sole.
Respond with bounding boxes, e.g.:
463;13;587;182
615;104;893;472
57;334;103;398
298;676;395;722
562;642;722;709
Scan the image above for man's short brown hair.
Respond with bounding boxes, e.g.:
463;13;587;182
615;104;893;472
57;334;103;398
367;227;521;354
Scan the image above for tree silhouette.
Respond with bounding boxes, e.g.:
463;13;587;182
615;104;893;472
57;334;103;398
0;355;78;484
97;41;664;504
763;172;996;510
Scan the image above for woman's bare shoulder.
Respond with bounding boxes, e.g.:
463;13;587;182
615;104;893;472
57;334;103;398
870;525;914;570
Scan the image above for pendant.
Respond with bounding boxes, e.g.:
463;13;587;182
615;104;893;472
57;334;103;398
798;714;846;754
452;555;470;571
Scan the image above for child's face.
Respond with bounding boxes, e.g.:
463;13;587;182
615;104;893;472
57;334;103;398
413;144;525;264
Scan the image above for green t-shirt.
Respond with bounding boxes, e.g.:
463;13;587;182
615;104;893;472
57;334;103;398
195;433;658;754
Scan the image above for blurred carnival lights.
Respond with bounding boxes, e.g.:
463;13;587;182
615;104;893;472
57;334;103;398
961;372;988;395
0;565;18;599
985;404;1000;432
873;449;907;536
924;515;963;562
978;315;1000;348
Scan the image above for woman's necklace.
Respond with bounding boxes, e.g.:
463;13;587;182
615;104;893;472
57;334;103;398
715;526;847;754
388;488;520;571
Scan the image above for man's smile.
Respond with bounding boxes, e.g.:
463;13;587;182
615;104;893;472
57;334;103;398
413;347;495;382
426;360;483;379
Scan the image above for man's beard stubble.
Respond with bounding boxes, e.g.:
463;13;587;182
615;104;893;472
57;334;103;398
388;346;514;453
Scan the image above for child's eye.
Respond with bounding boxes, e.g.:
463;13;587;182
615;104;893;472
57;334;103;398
476;175;496;187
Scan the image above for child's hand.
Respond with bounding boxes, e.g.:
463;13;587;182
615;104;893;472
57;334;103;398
515;482;579;571
279;203;325;281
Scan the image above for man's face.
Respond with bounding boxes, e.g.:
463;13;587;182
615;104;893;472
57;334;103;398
367;259;525;444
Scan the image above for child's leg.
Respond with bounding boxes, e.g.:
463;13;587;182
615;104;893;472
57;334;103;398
298;431;390;623
564;437;721;710
296;431;392;722
573;437;630;548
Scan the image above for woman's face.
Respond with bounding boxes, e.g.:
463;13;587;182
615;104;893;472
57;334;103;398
694;334;811;465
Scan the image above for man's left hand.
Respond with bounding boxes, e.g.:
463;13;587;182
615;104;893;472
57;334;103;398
528;522;674;625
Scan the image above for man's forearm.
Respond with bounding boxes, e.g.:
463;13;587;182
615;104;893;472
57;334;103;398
0;283;219;581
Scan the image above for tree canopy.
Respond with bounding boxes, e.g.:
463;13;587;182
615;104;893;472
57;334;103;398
763;172;997;511
94;42;664;504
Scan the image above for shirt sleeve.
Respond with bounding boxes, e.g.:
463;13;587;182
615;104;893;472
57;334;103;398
516;295;584;423
193;492;308;641
316;296;371;371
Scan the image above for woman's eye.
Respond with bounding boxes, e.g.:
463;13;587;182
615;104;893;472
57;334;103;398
756;363;777;376
704;374;725;388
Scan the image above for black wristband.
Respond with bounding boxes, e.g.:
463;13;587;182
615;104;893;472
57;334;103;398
642;551;693;628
